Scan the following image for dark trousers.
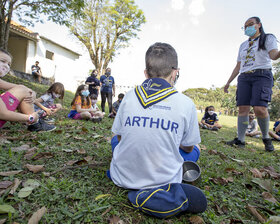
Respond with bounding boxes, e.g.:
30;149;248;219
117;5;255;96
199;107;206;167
101;91;113;113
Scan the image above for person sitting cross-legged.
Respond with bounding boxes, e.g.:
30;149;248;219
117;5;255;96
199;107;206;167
0;48;56;132
200;106;222;131
108;43;207;218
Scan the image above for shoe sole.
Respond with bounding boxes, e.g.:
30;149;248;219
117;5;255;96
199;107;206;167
36;126;57;132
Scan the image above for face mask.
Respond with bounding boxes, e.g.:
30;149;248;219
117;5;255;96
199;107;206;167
245;25;257;37
92;100;97;104
0;61;10;77
208;111;214;115
53;93;61;99
105;72;111;76
81;90;90;97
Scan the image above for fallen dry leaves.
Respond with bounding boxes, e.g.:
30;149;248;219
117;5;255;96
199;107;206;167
250;168;263;178
246;204;266;223
0;170;22;176
28;207;47;224
0;181;13;189
25;164;44;173
9;178;22;195
261;192;278;204
109;215;124;224
189;215;205;224
11;144;30;152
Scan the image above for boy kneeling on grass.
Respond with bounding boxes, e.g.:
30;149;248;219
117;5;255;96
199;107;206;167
108;43;207;218
0;48;55;132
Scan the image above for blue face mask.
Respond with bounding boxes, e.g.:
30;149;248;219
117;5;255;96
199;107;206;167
81;90;90;97
245;25;257;37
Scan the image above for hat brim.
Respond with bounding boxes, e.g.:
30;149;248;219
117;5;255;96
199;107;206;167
180;183;207;213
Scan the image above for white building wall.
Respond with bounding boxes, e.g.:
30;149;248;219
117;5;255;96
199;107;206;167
25;37;84;92
26;40;36;73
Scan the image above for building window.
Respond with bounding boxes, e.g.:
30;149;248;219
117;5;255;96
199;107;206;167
46;50;54;60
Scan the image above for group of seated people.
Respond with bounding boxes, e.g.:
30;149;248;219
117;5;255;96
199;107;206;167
67;84;124;122
1;44;208;218
0;48;124;132
199;105;280;141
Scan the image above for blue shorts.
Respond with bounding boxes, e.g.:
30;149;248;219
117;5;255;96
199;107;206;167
107;136;201;179
236;69;273;107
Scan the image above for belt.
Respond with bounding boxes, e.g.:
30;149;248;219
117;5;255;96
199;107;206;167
243;69;272;74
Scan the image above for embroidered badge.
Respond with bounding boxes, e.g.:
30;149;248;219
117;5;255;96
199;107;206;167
9;96;15;106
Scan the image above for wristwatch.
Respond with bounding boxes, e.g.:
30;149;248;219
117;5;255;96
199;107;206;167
28;115;35;124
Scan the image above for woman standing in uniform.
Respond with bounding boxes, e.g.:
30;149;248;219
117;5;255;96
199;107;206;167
224;16;280;152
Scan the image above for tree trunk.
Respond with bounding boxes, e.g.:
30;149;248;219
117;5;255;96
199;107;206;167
0;1;14;50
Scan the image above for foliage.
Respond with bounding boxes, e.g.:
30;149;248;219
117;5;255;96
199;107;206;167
0;75;279;223
0;0;85;49
273;60;280;90
270;60;280;120
69;0;145;75
183;86;237;115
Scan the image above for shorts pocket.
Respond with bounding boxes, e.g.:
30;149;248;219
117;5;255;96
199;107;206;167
260;87;272;102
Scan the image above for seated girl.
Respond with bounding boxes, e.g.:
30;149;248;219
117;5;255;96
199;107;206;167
34;82;64;123
68;85;101;122
200;106;222;131
0;48;55;132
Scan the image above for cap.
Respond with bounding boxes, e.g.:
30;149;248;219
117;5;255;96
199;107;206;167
127;183;207;218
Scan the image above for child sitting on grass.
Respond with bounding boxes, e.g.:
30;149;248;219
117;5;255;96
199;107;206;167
89;94;103;121
68;84;101;122
108;43;207;218
108;93;124;118
200;106;222;131
268;120;280;141
245;111;261;138
0;48;55;132
34;82;64;123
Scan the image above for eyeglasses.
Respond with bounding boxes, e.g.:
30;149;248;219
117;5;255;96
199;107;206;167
241;22;256;31
172;67;180;83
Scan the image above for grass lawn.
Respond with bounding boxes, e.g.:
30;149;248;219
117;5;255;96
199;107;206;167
0;75;279;223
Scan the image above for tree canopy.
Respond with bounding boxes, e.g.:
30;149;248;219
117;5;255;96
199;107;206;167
0;0;85;49
70;0;146;75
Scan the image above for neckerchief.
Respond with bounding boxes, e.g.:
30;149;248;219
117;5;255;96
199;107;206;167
248;34;260;47
135;78;178;109
244;34;261;66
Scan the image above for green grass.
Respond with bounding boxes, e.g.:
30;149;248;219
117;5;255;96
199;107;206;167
0;75;279;223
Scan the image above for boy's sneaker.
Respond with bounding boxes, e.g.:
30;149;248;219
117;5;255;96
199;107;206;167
27;119;56;132
226;138;245;148
91;117;102;123
262;138;274;152
42;117;55;124
211;126;219;131
108;113;115;118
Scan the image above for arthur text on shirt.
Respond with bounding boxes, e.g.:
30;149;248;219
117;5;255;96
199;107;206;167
124;116;179;133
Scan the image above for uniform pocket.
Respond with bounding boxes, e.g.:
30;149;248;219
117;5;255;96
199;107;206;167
260;87;272;102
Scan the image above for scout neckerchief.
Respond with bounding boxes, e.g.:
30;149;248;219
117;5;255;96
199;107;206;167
135;78;178;109
244;34;261;66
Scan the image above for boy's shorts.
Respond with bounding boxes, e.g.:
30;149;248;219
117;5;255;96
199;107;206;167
236;70;273;107
0;92;20;128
